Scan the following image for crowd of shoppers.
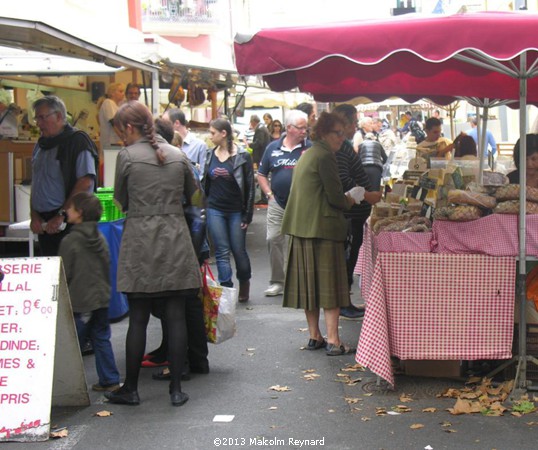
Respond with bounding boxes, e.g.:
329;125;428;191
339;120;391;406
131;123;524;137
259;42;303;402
31;90;398;407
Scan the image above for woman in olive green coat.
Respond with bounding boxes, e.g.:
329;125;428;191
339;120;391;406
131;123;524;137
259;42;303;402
282;112;362;356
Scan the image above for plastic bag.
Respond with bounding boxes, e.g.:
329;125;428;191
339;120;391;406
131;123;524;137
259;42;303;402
201;264;237;344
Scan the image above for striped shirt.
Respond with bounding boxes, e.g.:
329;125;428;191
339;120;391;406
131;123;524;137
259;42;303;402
335;139;372;220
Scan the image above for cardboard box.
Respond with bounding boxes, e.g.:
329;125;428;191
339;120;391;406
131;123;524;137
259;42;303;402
402;360;463;378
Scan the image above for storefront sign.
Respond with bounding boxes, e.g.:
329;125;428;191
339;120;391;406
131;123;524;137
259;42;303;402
0;257;89;443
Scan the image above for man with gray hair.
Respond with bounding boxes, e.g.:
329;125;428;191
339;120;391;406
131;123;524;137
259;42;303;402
257;110;311;296
30;95;99;256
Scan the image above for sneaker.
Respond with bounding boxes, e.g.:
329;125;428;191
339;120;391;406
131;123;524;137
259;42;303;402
264;283;283;296
92;383;120;392
339;306;365;320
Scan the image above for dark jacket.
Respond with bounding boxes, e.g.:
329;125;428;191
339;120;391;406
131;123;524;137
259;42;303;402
58;221;110;313
335;140;373;220
203;147;255;224
250;124;271;166
359;139;388;168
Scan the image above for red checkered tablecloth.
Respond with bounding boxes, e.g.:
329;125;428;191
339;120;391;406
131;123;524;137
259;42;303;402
356;221;376;302
356;253;515;386
433;214;538;256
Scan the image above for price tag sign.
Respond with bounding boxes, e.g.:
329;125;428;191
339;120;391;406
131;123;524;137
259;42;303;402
0;257;88;442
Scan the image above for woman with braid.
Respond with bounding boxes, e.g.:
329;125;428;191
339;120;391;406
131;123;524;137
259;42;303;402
202;118;255;302
106;101;202;407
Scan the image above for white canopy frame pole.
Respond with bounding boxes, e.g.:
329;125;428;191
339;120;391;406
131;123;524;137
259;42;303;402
480;104;489;177
517;52;529;390
151;71;159;116
514;51;538;392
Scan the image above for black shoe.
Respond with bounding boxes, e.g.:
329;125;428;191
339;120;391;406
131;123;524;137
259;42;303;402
170;391;189;407
306;338;327;350
339;306;365;320
104;386;140;405
81;341;94;356
349;304;365;313
190;364;209;374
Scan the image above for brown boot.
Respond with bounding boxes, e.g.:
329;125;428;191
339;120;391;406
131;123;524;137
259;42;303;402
238;280;250;303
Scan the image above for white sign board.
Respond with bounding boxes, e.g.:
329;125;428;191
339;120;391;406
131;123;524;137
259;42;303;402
0;257;89;442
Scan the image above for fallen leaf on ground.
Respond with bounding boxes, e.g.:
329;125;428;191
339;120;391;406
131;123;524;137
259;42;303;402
393;405;412;413
341;363;366;372
361;417;371;421
444;429;457;433
512;400;536;415
399;394;413;403
94;410;113;417
50;429;68;439
345;378;362;386
344;397;361;404
303;373;320;381
376;407;387;416
410;423;424;429
447;398;482;415
440;421;452;427
269;385;291;392
302;369;316;373
422;407;437;413
364;393;373;397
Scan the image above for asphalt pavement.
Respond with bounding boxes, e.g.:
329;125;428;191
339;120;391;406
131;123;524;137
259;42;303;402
5;207;538;449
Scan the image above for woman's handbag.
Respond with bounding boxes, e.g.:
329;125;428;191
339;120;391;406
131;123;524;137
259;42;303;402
201;264;238;344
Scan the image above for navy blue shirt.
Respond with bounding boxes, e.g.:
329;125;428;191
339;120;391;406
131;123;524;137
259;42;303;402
258;137;311;209
207;153;242;212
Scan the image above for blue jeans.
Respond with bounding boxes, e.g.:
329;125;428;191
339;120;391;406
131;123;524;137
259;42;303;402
74;308;120;386
207;208;251;287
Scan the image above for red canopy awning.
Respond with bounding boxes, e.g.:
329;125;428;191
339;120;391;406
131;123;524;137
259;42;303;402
234;11;538;105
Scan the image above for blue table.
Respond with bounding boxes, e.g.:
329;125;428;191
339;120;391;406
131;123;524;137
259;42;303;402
98;219;128;321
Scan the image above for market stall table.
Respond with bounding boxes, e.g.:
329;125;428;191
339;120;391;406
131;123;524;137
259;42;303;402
355;252;515;386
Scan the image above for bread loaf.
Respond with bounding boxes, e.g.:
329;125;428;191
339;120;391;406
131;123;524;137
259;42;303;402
447;189;497;209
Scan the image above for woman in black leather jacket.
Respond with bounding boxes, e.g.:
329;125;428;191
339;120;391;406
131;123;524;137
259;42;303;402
202;118;255;302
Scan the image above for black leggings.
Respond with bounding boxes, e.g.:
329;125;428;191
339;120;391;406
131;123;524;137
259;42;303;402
125;294;187;393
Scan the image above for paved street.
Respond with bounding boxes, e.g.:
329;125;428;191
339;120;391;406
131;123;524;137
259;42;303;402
5;207;538;449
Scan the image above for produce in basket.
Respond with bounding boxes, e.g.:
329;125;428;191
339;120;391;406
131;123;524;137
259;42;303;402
494;200;538;215
494;184;538;202
433;205;483;222
447;189;497;209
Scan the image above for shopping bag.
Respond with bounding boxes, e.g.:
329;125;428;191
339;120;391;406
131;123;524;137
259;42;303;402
201;264;238;344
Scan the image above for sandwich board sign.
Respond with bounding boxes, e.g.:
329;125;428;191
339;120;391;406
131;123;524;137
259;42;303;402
0;257;89;442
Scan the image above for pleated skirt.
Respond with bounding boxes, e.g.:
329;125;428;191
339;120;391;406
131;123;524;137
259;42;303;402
283;236;350;311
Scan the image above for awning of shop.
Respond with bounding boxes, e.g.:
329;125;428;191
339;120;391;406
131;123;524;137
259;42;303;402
0;47;122;76
0;16;158;75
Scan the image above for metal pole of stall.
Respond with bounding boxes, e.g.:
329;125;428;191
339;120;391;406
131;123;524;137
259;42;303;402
517;52;528;390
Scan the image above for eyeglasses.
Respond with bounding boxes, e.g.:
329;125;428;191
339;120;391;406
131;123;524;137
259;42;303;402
33;111;57;123
290;124;309;132
330;130;345;138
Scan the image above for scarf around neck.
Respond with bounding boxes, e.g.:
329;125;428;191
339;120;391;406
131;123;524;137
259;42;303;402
38;123;76;150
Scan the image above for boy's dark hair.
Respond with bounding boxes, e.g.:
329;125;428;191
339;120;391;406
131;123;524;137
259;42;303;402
69;192;102;222
155;117;175;144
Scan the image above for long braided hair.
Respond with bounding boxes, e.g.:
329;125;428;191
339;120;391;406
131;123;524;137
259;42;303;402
114;101;165;163
210;118;234;154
